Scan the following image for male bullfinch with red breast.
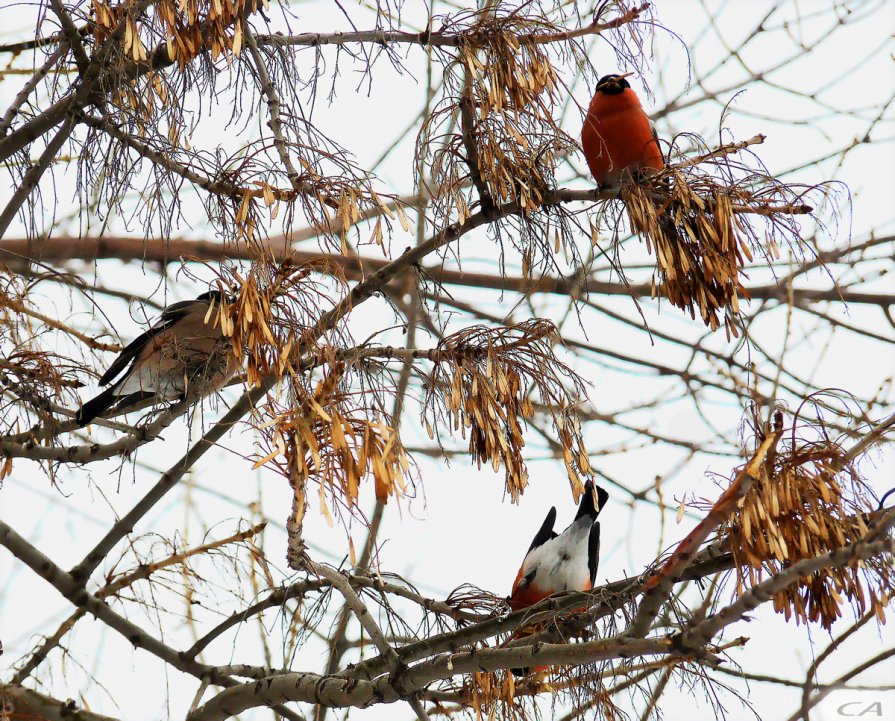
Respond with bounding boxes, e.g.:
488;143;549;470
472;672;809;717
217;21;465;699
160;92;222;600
76;290;238;427
508;481;609;611
581;72;664;188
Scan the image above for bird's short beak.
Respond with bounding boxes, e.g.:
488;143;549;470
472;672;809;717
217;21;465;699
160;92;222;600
617;72;635;80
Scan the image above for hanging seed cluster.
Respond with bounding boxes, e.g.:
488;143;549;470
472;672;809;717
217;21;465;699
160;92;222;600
467;671;528;721
421;10;575;224
623;176;753;335
91;0;263;67
255;361;411;513
459;28;563;212
109;72;179;136
619;145;818;334
724;438;893;629
219;257;411;521
424;320;592;502
213;259;339;388
464;667;618;721
156;0;263;65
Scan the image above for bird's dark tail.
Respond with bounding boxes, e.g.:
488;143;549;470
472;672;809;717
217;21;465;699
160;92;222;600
574;481;609;521
75;386;119;427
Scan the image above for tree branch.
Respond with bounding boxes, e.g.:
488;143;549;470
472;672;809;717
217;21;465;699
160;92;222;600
676;511;895;652
0;394;192;462
252;4;650;49
625;418;782;637
0;520;305;721
0;684;119;721
5;234;889;307
0;46;67;139
67;380;273;584
0;116;76;238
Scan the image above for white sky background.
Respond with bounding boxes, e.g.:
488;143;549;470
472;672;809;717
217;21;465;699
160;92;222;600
1;1;895;720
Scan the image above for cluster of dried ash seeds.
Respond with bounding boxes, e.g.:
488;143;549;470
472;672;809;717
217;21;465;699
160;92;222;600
424;320;592;502
724;428;892;629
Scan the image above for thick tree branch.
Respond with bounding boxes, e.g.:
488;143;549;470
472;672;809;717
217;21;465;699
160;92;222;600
4;234;890;307
0;684;119;721
187;636;669;721
0;394;191;462
47;0;89;71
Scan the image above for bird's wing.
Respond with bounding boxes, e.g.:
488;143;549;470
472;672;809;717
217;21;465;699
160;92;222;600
97;300;204;386
588;521;601;585
98;327;168;386
527;506;558;552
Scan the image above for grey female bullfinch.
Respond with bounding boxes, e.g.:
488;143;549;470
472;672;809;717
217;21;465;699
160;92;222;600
76;291;238;426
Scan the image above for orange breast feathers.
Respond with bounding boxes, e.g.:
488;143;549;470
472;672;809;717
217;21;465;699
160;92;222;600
509;566;546;611
508;567;592;611
582;84;664;187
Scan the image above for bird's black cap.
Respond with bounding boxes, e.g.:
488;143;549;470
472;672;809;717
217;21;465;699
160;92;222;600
596;73;633;95
197;289;235;304
574;481;609;521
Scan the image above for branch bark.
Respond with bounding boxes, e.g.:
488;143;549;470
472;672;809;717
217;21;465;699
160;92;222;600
625;418;782;637
0;684;119;721
4;234;889;306
251;4;650;49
